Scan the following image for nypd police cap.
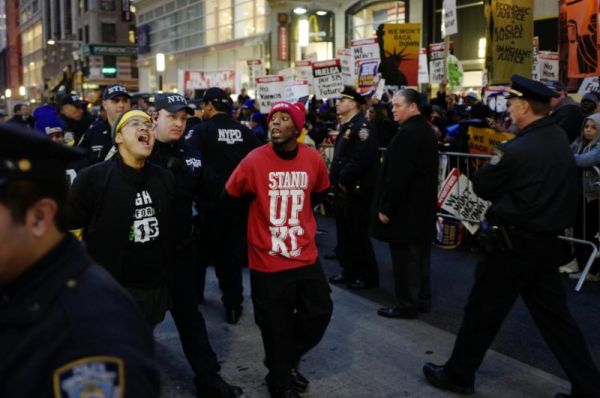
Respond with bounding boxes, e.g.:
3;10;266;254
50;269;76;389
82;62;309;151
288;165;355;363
507;75;560;103
155;93;194;115
102;84;131;101
0;122;84;187
340;85;366;105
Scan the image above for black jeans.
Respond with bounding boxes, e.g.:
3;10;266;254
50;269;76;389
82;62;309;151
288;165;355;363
389;242;431;310
251;262;333;389
333;189;379;283
445;233;600;396
169;242;220;380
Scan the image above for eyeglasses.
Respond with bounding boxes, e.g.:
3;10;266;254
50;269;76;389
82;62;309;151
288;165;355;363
124;119;153;129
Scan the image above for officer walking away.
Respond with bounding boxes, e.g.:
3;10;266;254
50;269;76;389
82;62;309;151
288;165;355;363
423;75;600;398
226;101;333;398
187;87;262;323
328;86;379;289
372;89;438;319
149;93;242;398
78;84;132;165
0;123;160;397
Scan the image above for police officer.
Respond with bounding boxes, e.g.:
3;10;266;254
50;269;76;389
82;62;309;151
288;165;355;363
423;75;600;398
0;123;160;397
187;87;261;323
148;93;242;398
328;86;379;289
78;84;132;165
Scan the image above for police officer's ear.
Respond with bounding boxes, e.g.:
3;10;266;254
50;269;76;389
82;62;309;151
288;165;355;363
26;198;59;238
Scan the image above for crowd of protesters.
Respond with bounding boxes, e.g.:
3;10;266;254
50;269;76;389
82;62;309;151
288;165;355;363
1;75;600;398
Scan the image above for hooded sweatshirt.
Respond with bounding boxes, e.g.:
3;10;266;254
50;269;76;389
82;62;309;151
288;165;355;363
571;113;600;201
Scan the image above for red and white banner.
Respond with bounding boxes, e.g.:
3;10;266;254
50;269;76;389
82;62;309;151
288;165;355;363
179;69;236;97
312;59;344;99
256;75;284;113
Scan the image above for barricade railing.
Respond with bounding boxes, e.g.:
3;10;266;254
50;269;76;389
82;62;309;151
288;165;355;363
317;145;599;291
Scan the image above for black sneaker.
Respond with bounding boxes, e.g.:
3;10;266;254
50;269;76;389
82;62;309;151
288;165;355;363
290;368;309;392
194;374;243;398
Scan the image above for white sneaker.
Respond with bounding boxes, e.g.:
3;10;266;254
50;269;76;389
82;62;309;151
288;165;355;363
569;272;600;282
559;259;579;274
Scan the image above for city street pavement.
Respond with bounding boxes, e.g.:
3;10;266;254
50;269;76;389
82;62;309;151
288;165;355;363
154;215;600;397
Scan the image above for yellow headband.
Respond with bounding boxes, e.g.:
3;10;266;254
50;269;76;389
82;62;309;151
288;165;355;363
114;110;151;136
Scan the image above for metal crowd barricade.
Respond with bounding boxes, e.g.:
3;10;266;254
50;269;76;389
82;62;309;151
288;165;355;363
436;152;599;292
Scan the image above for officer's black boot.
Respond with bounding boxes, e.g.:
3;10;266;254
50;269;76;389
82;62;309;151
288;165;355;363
194;374;243;398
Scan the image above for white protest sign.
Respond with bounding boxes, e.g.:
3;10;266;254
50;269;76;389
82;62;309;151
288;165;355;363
429;42;446;84
578;77;599;96
418;48;429;84
283;79;310;104
247;60;263;88
351;38;380;62
537;51;559;81
442;0;458;38
337;48;356;86
256;75;284;113
313;59;344;99
437;168;490;234
295;60;314;94
278;67;295;81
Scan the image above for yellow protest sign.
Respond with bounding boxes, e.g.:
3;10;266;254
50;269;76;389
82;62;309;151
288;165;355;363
484;0;534;84
468;126;515;154
376;23;421;86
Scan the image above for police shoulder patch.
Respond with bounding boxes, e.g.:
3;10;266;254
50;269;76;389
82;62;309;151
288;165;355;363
53;356;125;398
490;148;504;165
344;129;352;139
358;128;370;141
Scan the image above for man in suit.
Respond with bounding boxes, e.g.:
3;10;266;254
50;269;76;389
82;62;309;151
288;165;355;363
372;88;438;319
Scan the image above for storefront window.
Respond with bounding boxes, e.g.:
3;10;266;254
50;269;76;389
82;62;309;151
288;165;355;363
348;1;406;42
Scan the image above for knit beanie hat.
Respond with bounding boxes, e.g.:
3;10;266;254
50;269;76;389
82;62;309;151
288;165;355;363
267;101;306;134
33;104;63;137
112;109;151;138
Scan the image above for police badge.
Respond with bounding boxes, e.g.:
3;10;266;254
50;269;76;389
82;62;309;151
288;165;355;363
53;356;124;398
358;128;370;141
490;148;504;165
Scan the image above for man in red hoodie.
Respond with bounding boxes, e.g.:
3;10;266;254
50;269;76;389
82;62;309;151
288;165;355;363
226;101;333;398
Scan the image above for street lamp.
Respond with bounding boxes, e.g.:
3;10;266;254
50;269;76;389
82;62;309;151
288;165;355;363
156;53;165;92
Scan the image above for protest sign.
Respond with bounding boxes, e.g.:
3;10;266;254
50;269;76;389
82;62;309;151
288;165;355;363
418;48;429;84
295;60;314;94
337;48;356;86
351;38;380;62
357;59;379;95
442;0;458;37
376;23;421;87
437;168;490;234
256;75;284;113
559;0;598;78
278;67;295;81
179;69;236;97
283;79;310;104
537;51;559;81
247;60;263;88
484;0;534;84
429;42;446;84
467;125;515;155
313;59;344;99
578;77;599;96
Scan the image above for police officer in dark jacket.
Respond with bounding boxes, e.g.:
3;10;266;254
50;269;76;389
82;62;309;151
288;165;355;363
149;93;243;398
0;123;159;397
328;86;379;289
187;87;262;324
78;84;131;166
423;75;600;398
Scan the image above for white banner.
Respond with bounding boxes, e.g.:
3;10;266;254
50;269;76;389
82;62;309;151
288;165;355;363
437;168;490;234
256;75;284;113
337;48;356;86
247;60;263;89
313;59;344;99
442;0;458;38
283;79;310;104
418;48;429;84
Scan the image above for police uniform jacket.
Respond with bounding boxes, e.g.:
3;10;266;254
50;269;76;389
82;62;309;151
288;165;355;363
371;115;439;243
78;119;113;166
0;235;160;397
473;116;577;233
330;112;379;190
69;155;176;283
148;139;224;244
186;113;261;180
